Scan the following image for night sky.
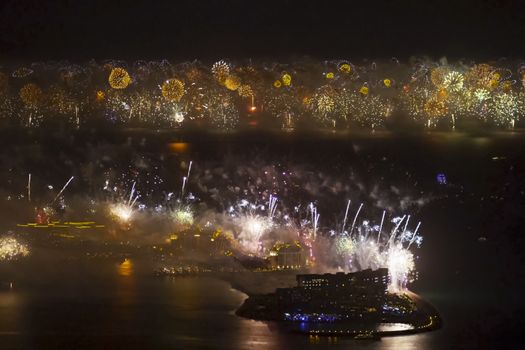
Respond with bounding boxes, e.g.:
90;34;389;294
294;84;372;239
1;0;525;60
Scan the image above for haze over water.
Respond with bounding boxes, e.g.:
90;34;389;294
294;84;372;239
0;131;523;349
0;256;449;349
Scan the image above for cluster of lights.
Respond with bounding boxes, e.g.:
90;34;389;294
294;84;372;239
333;205;422;292
16;159;424;293
0;58;523;129
0;236;30;261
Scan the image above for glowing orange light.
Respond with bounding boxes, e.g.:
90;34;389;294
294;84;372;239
118;259;133;276
168;142;189;153
96;90;105;102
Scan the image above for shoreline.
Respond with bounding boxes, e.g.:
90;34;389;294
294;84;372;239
223;271;442;339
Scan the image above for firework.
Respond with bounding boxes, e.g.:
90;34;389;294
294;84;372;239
0;236;30;261
205;92;239;129
310;85;337;123
490;92;521;128
338;62;352;74
231;195;278;255
464;64;498;90
333;203;423;293
109;182;139;224
212;60;230;84
161;79;185;102
0;58;521;130
172;205;194;227
442;71;464;92
424;97;448;119
224;75;241;91
108;67;132;89
52;176;75;204
109;203;134;223
19;83;43;107
12;67;33;78
430;66;450;87
281;73;292;86
237;84;254;98
27;173;31;202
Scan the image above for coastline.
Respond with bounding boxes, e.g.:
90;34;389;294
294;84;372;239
221;271;442;339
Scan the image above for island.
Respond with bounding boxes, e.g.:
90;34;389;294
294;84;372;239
235;268;441;339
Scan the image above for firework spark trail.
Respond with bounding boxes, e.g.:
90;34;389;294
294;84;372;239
378;210;386;243
341;199;351;234
408;222;422;249
52;176;74;204
403;215;411;237
268;195;278;219
309;203;320;239
127;182;136;206
181;177;187;199
130;195;139;207
186;161;193;181
27;173;31;202
350;203;363;236
389;215;406;243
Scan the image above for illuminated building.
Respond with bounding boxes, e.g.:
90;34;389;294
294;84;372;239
296;268;389;290
237;269;391;322
268;241;306;270
168;229;232;257
280;269;389;320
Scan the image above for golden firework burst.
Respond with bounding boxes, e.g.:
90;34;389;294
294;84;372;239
424;97;448;117
237;84;253;98
161;79;185;102
281;73;292;86
430;66;450;87
224;75;241;91
339;63;351;74
465;64;498;90
185;68;202;82
108;67;132;89
19;83;43;107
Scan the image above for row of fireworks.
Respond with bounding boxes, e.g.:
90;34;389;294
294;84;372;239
1;58;524;129
11;162;423;292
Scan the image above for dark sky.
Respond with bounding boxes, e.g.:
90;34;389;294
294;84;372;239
1;0;525;61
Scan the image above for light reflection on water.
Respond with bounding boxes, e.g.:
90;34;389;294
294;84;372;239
0;261;445;349
377;322;414;331
117;258;133;276
233;316;440;350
